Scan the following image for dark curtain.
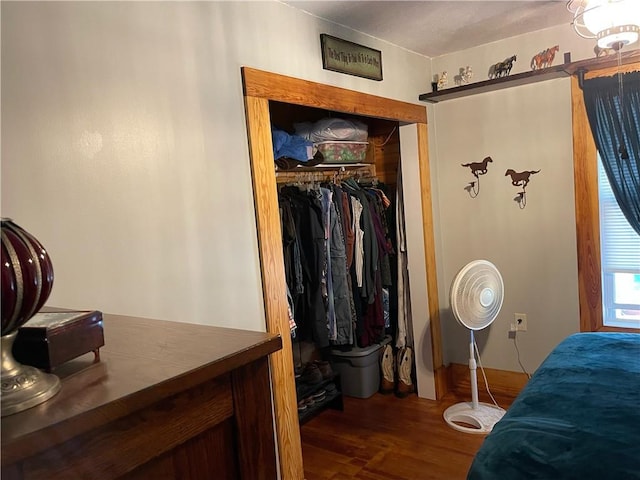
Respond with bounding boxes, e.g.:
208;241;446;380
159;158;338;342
582;71;640;235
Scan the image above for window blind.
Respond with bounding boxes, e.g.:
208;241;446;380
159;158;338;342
598;158;640;272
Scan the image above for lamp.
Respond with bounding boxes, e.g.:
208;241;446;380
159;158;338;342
1;219;61;416
568;0;640;50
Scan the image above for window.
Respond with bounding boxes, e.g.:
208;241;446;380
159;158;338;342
572;62;640;333
598;158;640;328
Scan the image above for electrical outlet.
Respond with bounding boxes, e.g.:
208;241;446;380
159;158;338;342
514;313;527;332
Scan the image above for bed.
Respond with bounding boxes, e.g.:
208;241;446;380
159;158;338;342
467;332;640;480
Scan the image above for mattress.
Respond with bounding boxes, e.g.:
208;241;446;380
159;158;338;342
468;332;640;480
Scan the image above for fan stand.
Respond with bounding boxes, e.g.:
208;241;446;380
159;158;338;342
443;331;505;434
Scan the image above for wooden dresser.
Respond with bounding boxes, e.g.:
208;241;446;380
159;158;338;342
1;313;282;480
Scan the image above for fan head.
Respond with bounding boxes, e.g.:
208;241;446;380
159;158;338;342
450;260;504;330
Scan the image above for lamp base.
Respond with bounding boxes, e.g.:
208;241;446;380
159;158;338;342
1;332;61;416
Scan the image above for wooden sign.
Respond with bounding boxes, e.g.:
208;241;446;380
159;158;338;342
321;34;383;81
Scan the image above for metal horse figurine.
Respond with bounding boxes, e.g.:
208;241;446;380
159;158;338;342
505;168;540;209
454;66;473;86
530;45;559;70
462;156;493;198
505;169;540;188
488;55;517;79
437;71;448;90
462;156;493;178
594;45;616;57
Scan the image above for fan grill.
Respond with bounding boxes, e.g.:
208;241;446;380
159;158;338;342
450;260;503;330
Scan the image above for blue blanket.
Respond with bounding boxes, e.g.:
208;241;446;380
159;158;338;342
468;333;640;480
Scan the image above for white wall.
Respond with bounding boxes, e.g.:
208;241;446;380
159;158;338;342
431;24;596;82
2;1;601;377
428;25;597;373
1;1;431;332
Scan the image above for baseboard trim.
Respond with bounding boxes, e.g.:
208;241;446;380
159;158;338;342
447;363;529;399
434;365;450;400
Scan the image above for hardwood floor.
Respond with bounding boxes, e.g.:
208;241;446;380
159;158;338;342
300;390;515;480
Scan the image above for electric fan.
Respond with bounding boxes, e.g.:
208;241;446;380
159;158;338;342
443;259;506;434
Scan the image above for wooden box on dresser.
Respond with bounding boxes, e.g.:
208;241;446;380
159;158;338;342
1;312;282;480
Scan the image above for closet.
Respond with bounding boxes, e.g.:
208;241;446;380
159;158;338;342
271;101;402;422
242;67;442;480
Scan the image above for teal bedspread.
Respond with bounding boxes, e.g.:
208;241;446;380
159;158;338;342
468;333;640;480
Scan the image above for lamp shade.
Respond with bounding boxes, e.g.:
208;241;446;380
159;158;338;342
581;0;640;48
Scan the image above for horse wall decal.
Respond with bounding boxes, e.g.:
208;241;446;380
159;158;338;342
462;156;493;177
505;169;540;187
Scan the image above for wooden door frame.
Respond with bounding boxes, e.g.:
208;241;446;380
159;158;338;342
241;67;444;479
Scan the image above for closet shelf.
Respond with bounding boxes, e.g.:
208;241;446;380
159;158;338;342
419;49;640;103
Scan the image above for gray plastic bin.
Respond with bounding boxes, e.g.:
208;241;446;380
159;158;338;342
330;337;391;398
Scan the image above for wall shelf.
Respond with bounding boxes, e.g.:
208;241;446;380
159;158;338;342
419;49;640;104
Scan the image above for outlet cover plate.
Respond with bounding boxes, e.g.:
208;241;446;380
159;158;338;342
514;313;527;331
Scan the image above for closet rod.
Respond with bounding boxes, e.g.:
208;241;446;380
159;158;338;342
275;164;377;184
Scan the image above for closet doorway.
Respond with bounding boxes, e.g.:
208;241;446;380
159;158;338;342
242;67;444;480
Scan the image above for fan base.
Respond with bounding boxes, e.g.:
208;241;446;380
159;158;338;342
443;402;505;434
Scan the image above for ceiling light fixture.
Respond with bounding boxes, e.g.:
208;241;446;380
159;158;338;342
567;0;640;50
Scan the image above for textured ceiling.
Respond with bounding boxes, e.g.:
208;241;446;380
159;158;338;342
283;1;573;57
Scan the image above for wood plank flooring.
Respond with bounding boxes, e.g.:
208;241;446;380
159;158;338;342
300;390;515;480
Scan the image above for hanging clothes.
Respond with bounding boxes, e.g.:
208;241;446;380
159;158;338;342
280;186;328;348
351;196;365;289
319;187;336;340
342;179;378;305
278;174;395;349
333;185;358;346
